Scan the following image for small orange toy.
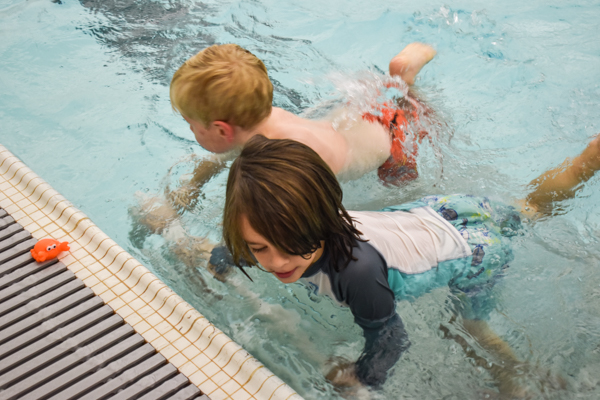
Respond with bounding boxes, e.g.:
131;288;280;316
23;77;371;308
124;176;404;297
30;238;70;262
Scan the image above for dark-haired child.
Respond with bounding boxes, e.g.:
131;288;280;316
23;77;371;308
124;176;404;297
221;134;600;395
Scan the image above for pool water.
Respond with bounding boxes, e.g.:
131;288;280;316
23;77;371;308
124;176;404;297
2;0;600;398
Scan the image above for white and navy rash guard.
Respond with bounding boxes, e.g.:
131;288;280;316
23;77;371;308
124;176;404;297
300;207;471;387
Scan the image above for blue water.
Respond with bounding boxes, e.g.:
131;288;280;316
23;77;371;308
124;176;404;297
1;0;600;398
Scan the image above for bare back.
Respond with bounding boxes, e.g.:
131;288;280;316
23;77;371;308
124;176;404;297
260;107;390;180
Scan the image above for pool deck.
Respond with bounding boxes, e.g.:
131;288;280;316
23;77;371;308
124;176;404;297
0;144;303;400
0;212;208;399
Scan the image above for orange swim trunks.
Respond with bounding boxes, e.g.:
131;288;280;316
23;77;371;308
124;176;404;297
362;95;428;185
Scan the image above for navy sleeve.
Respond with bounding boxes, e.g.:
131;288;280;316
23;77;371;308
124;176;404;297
356;313;410;387
332;242;411;388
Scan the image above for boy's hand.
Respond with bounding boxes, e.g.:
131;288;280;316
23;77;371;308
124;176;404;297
326;359;361;388
165;157;228;211
207;246;238;282
170;240;236;283
167;183;200;211
326;359;372;399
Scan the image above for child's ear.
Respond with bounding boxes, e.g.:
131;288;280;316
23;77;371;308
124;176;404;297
213;121;235;143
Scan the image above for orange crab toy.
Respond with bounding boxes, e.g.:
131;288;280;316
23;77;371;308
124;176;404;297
30;238;70;262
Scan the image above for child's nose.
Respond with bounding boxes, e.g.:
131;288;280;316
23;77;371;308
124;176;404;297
270;250;290;269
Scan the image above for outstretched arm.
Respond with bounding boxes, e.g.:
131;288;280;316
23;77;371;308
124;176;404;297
524;135;600;214
389;42;437;85
167;153;231;210
136;153;232;234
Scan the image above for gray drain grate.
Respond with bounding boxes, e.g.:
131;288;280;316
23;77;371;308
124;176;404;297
0;207;209;400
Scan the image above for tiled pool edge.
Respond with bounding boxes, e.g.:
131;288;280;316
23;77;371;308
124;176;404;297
0;145;303;400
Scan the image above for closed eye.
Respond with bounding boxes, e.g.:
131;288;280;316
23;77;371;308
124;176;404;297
250;246;266;254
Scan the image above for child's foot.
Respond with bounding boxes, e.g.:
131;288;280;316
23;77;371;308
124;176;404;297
556;134;600;188
389;42;436;85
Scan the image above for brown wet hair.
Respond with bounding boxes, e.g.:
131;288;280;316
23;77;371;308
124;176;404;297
223;135;364;276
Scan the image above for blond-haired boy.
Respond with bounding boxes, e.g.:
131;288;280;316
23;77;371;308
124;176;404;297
139;42;435;235
171;42;435;182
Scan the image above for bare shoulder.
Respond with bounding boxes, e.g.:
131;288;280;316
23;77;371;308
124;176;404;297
268;107;307;125
265;108;349;173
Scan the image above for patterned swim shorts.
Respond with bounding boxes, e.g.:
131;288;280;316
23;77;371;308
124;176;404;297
387;195;522;319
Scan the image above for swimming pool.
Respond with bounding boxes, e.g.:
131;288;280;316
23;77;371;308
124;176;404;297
1;0;600;398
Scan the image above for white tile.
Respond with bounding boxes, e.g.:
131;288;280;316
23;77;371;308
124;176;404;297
207;388;228;400
230;387;252;400
189;370;209;387
179;361;199;377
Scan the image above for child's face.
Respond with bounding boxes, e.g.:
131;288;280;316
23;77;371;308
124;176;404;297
183;115;235;153
240;215;324;284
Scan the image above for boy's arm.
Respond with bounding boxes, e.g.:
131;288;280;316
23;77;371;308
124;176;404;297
188;152;233;187
136;152;234;235
167;151;234;210
326;313;409;389
326;252;410;389
355;313;410;387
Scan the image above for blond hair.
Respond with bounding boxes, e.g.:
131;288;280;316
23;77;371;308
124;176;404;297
170;44;273;130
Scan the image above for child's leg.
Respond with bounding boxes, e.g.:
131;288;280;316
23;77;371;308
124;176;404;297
525;135;600;213
443;319;531;398
443;318;566;397
461;319;524;395
389;42;436;85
